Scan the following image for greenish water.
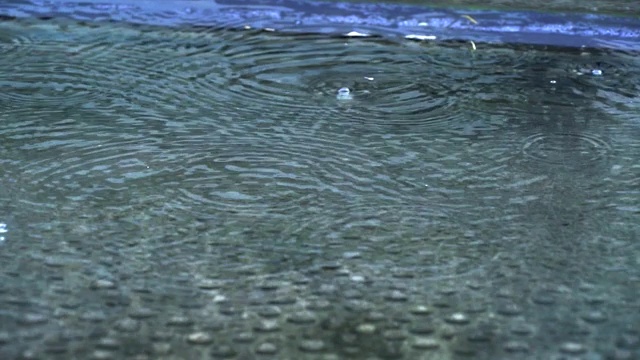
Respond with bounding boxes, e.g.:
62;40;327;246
0;18;639;360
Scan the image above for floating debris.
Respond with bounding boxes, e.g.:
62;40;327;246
461;14;479;24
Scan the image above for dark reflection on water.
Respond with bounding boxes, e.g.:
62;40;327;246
0;18;639;360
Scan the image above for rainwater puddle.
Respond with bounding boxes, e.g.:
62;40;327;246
0;16;639;360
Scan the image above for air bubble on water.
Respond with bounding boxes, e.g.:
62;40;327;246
0;223;7;243
337;87;353;100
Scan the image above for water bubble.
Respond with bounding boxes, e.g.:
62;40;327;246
0;223;7;243
336;87;352;100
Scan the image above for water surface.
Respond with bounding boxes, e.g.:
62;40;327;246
0;17;639;360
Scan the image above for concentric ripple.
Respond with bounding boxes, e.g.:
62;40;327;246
564;49;639;99
167;142;323;218
0;20;500;132
220;33;470;129
521;133;611;171
1;14;639;360
0;42;110;108
165;129;426;219
0;21;236;117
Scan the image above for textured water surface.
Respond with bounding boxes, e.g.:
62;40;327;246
2;0;640;50
0;18;639;360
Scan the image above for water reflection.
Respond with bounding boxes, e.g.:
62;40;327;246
0;18;638;360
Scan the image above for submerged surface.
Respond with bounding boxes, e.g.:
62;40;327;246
0;17;639;360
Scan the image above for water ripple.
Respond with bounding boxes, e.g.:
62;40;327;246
521;133;612;172
0;43;110;107
165;135;406;218
1;19;636;246
217;33;470;129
